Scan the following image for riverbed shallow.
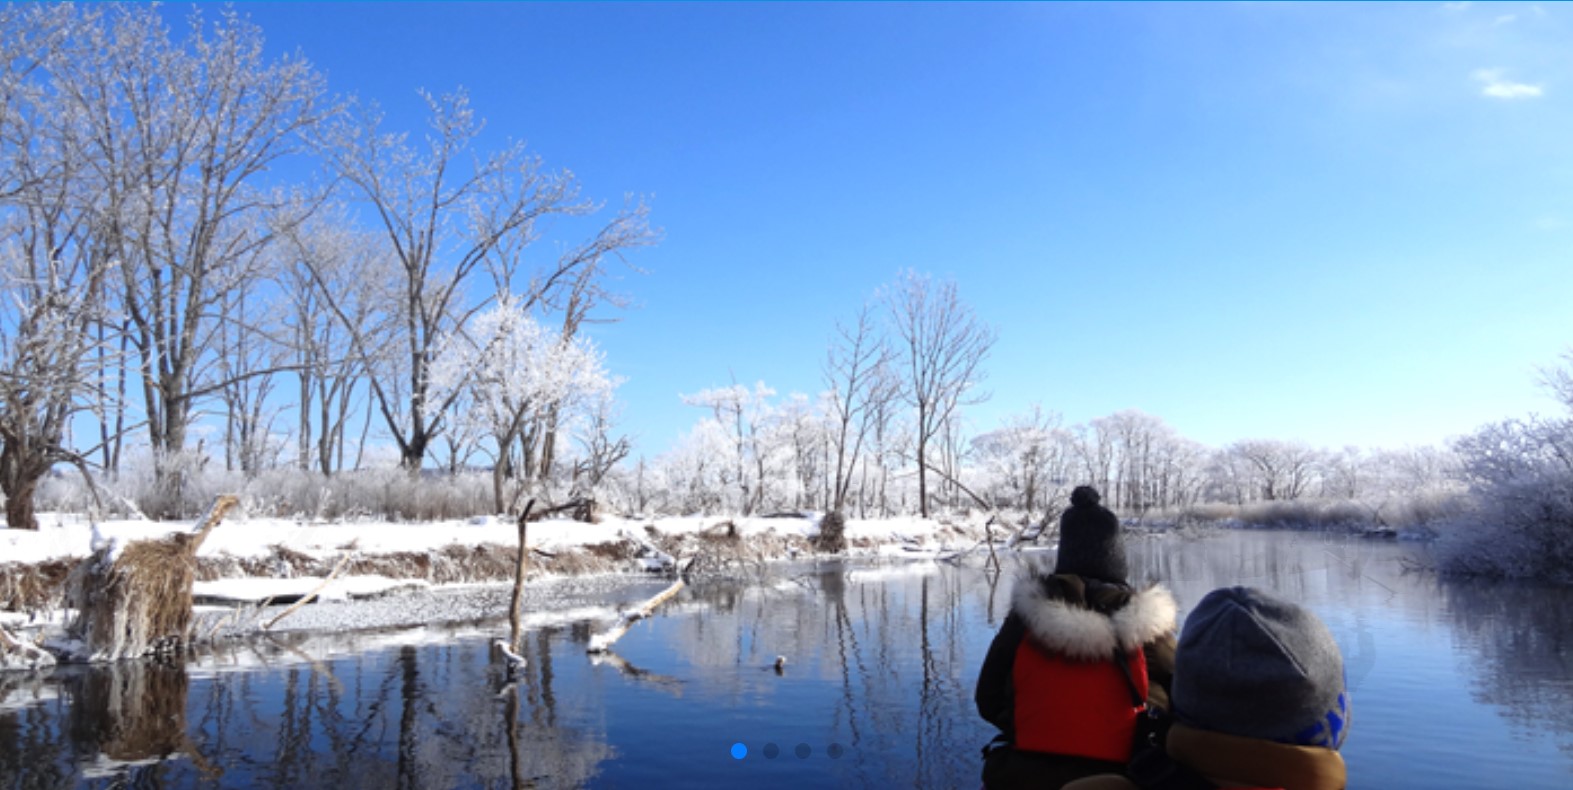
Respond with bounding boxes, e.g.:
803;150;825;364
2;530;1571;788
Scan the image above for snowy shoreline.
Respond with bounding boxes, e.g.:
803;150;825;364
1;510;1014;665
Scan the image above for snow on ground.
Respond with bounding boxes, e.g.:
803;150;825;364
1;510;1016;658
191;575;430;604
3;510;979;568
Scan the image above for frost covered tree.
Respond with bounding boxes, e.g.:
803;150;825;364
0;4;115;529
112;7;322;473
1444;416;1573;581
275;215;389;475
430;295;613;514
25;5;334;512
1227;439;1323;501
886;271;995;518
314;89;654;471
822;302;898;514
680;382;778;516
1438;350;1573;580
971;406;1068;514
0;207;116;530
570;396;632;496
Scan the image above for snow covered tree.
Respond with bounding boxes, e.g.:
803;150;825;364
0;4;116;529
886;271;995;518
430;295;613;514
37;5;333;511
1227;439;1324;502
681;382;778;516
971;406;1067;514
315;89;654;471
822;301;898;513
1443;415;1573;581
276;213;391;475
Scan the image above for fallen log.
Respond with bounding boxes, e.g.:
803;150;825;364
262;551;356;631
586;559;693;654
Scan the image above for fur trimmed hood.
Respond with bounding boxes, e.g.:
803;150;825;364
1010;574;1177;661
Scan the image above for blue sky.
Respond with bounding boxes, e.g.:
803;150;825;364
228;1;1572;457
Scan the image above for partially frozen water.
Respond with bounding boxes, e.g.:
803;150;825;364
2;532;1572;788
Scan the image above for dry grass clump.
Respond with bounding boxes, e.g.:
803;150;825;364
69;536;199;660
533;550;620;576
0;559;75;611
189;542;624;587
585;541;637;562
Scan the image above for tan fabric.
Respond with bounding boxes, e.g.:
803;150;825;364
1061;724;1347;790
1166;724;1346;790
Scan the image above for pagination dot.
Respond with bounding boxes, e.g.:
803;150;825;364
730;742;747;760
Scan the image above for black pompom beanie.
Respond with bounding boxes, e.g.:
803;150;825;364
1052;485;1128;583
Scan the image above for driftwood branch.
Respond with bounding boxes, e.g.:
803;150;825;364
587;558;693;653
187;495;241;555
263;552;355;630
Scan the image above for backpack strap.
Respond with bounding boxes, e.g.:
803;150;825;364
1112;646;1145;708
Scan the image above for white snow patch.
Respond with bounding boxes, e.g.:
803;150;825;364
192;575;430;603
844;564;941;584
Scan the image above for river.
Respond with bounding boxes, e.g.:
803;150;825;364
2;530;1571;788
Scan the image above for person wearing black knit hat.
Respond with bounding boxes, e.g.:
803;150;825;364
975;486;1178;789
1055;485;1129;583
1065;586;1350;790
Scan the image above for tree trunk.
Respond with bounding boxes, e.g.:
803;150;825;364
2;471;40;531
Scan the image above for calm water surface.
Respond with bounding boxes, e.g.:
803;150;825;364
2;531;1572;788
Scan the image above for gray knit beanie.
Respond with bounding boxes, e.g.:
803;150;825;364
1052;486;1128;583
1172;586;1349;750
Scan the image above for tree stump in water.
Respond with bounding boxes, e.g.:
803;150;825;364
68;495;239;661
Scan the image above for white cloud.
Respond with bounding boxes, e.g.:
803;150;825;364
1493;14;1517;25
1472;68;1544;99
1534;216;1566;232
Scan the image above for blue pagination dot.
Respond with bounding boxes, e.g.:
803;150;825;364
730;742;748;760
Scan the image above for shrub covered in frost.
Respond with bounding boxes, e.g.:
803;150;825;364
1436;417;1573;583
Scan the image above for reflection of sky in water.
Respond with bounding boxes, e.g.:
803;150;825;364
1;532;1571;788
1128;532;1573;788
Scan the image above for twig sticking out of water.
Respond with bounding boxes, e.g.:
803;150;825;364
506;499;537;656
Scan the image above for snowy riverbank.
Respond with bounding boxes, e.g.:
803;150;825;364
0;510;1018;663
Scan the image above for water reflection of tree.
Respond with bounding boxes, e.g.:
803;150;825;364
0;672;69;789
1441;580;1573;755
4;629;620;788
